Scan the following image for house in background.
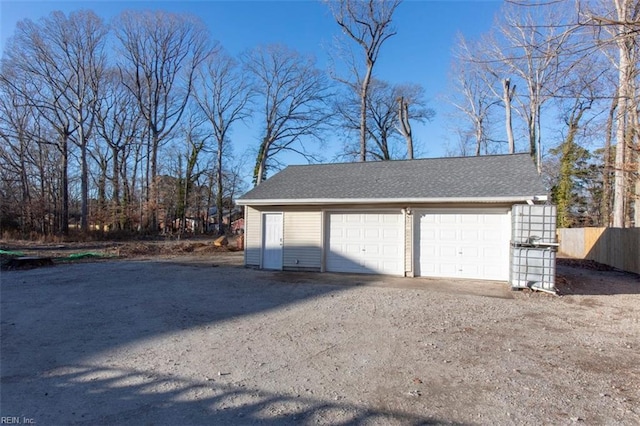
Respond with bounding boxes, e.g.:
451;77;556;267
207;206;243;233
237;154;551;282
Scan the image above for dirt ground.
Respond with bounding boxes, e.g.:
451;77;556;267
1;240;639;425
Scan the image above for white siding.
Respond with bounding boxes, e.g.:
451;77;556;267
283;211;322;270
245;206;261;266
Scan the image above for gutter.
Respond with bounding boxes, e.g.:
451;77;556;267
237;195;548;206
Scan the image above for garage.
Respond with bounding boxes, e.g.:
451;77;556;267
416;210;510;280
326;212;404;275
239;154;550;282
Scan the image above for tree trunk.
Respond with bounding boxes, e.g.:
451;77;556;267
80;140;89;232
150;130;159;232
216;141;224;235
612;44;630;227
398;97;414;159
528;112;537;170
19;136;32;235
97;159;107;232
503;79;515;154
602;93;617;226
112;146;121;230
632;98;640;227
359;62;373;162
60;136;69;235
612;0;633;228
254;139;270;186
536;104;542;174
475;117;483;157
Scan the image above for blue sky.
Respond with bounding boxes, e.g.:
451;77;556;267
1;0;504;171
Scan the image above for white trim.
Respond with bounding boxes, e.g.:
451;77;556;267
405;207;413;277
238;195;548;206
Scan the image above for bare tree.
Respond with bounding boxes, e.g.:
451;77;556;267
0;75;37;234
194;49;252;234
114;10;210;231
395;83;434;159
243;44;331;185
325;0;401;162
175;109;210;235
334;79;432;161
486;5;573;171
62;11;108;232
344;81;438;161
585;0;639;227
448;57;499;156
95;67;145;230
553;33;611;226
366;79;397;160
502;78;516;153
1;11;108;234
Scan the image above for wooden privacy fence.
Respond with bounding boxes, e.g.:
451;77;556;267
557;227;640;274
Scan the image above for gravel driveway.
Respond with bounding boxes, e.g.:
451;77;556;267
1;252;638;425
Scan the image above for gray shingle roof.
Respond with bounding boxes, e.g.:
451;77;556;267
238;154;547;204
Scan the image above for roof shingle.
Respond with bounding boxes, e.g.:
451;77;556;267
239;154;547;203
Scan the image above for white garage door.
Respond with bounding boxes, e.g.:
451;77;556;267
417;210;510;280
326;212;404;275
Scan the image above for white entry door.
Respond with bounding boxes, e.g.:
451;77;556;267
262;213;283;270
326;212;404;275
417;210;510;280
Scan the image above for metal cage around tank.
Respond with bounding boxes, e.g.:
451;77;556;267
510;204;558;293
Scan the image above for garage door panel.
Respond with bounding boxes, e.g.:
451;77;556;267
364;228;380;238
418;210;509;281
483;264;503;277
461;229;479;240
344;243;360;255
459;264;481;278
346;228;361;238
483;247;501;257
327;212;403;276
439;245;458;257
461;246;479;257
482;230;502;241
439;229;457;240
440;215;457;224
382;228;400;239
345;215;360;223
422;229;437;239
382;245;400;256
438;262;459;276
362;244;380;255
383;215;399;224
460;215;479;224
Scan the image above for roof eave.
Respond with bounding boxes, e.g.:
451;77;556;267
237;195;548;206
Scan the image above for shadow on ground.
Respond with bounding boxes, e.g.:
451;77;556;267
11;363;449;425
1;258;457;424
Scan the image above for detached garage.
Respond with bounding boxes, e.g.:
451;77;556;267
237;154;550;282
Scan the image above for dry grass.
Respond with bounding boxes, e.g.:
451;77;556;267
0;236;242;270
